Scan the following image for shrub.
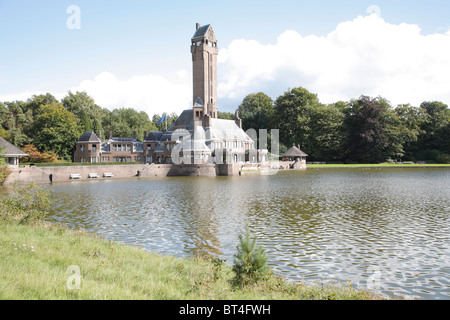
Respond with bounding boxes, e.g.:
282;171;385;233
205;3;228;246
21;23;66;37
0;183;53;224
232;227;270;286
436;154;450;164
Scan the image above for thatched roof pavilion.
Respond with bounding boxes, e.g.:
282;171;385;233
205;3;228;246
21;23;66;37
282;145;308;159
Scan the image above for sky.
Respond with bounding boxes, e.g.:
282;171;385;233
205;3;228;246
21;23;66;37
1;0;450;116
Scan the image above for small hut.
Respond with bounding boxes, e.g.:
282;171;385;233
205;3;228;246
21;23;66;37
0;137;29;168
282;145;308;169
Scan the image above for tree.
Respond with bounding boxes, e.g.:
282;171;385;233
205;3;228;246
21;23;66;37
232;227;269;286
217;111;234;120
152;112;177;132
62;91;102;119
237;92;274;132
31;102;81;161
345;96;395;163
416;101;450;160
103;108;155;140
392;104;427;160
0;146;6;182
273;87;320;152
307;103;349;161
0;101;32;147
79;111;93;132
21;144;58;163
23;93;58;115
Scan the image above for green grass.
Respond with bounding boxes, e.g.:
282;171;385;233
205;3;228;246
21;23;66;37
0;184;384;300
0;222;384;300
306;163;450;168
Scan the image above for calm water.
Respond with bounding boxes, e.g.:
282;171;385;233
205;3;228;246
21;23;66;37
23;169;450;299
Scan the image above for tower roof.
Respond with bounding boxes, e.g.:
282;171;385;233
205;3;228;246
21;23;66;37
77;131;101;143
193;97;204;108
192;24;211;40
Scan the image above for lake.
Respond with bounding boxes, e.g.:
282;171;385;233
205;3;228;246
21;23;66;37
22;168;450;299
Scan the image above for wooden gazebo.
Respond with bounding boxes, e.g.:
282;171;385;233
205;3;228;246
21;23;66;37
281;145;308;169
282;145;308;161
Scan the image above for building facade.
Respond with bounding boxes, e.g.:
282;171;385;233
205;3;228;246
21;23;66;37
74;23;267;166
0;137;29;168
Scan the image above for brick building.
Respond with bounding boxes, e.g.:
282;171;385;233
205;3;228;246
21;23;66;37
74;23;267;165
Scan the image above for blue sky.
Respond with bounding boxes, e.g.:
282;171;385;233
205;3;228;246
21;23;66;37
1;0;450;115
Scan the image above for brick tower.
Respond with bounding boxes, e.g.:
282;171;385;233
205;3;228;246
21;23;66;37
191;23;218;124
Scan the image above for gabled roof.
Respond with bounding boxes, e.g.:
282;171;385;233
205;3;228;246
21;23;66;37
208;118;253;142
78;131;101;143
192;24;211;40
0;137;29;157
145;131;164;142
167;109;194;132
282;145;308;157
194;97;204;108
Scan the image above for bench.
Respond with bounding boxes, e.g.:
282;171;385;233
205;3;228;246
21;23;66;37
88;173;99;178
103;172;114;178
70;174;82;179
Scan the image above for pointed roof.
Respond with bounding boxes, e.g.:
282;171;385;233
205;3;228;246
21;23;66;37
0;137;29;157
78;131;101;143
192;24;212;40
145;131;164;142
282;145;308;157
193;97;204;108
167;109;194;132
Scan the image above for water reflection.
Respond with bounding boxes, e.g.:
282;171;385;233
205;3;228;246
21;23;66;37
39;168;450;299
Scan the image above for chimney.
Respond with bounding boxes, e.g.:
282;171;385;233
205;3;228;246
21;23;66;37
235;111;242;129
196;23;200;30
144;131;147;141
202;114;211;128
133;131;136;140
98;130;102;141
109;130;113;140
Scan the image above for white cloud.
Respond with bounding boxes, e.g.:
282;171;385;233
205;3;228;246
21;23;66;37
3;15;450;112
217;15;450;107
70;71;191;115
0;71;192;117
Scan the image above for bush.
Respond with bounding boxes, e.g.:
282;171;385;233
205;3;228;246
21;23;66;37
0;183;53;224
436;154;450;164
232;227;270;286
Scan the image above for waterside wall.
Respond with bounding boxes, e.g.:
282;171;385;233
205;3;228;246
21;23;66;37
2;162;279;185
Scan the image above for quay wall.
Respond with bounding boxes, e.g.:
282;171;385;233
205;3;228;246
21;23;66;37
3;164;150;186
2;162;278;186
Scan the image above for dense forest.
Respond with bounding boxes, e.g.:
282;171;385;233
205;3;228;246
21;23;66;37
1;88;449;164
237;88;450;164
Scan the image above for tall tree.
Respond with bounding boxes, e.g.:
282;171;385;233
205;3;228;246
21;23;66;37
103;108;155;140
237;92;274;131
31;102;81;161
307;103;349;161
346;96;395;163
273;87;319;152
416;101;450;159
23;93;58;115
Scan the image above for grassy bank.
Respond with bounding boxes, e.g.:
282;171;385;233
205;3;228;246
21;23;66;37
306;163;450;169
0;222;381;300
0;184;381;300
